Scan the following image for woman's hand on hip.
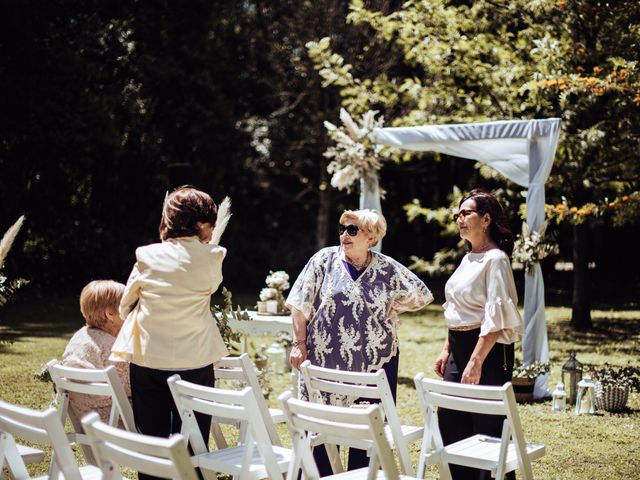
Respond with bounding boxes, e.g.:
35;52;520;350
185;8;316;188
289;343;308;371
434;350;449;378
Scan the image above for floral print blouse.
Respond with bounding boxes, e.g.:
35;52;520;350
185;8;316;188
287;246;433;404
62;326;131;423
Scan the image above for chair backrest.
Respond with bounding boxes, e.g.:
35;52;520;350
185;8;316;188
278;391;400;480
0;399;84;480
82;412;198;480
214;354;281;445
299;360;411;469
414;373;533;479
167;375;284;479
47;359;135;432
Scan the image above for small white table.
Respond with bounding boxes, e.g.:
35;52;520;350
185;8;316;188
227;311;292;340
227;311;297;394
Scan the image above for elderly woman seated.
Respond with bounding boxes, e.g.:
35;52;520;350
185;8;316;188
62;280;131;422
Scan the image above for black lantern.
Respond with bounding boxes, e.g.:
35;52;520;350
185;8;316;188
561;351;583;405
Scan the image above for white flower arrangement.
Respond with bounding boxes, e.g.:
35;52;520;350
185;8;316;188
265;270;290;291
259;287;279;302
258;270;290;313
324;109;385;192
512;221;560;274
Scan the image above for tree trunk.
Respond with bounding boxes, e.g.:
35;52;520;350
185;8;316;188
570;222;592;329
315;169;331;250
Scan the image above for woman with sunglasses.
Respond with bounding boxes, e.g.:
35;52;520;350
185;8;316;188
286;208;433;475
434;189;522;480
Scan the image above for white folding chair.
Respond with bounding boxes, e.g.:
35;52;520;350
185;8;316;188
1;445;46;480
0;399;102;480
168;375;292;480
414;373;545;480
46;359;135;463
300;360;422;475
279;391;416;480
213;354;285;446
82;412;198;480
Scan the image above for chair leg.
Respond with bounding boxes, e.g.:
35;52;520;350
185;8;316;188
494;420;511;480
1;434;31;480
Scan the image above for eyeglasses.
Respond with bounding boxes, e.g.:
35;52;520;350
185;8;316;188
339;224;360;236
453;209;477;222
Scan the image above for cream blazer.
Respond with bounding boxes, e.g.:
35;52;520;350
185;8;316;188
111;237;229;369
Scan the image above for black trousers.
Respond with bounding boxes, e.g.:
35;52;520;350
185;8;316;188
437;329;515;480
130;363;214;480
312;353;399;476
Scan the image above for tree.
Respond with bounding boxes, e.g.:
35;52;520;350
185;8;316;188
523;0;640;328
306;0;640;327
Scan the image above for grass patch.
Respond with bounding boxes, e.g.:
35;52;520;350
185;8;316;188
1;296;639;479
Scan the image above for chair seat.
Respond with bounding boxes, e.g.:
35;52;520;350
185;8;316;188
33;464;103;480
437;434;545;474
193;444;293;479
323;423;423;451
390;424;423;444
17;444;45;464
324;467;416;480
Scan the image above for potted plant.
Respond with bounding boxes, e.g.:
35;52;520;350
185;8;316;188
511;360;550;402
587;363;640;412
253;344;269;370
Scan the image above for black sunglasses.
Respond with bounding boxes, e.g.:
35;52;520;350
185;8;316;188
338;224;360;236
453;209;478;222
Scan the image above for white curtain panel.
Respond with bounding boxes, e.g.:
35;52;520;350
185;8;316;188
359;172;383;252
370;118;561;398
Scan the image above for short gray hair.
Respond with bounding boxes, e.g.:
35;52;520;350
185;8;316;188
339;209;387;247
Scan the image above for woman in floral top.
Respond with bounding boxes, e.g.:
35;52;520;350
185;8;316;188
286;208;433;475
62;280;131;424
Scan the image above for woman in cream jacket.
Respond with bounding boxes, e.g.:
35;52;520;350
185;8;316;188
112;186;227;479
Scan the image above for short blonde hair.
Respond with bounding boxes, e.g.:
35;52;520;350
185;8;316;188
339;209;387;247
79;280;125;329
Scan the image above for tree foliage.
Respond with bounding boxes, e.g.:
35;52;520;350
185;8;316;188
306;0;640;326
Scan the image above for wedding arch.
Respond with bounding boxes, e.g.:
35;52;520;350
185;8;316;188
364;118;562;398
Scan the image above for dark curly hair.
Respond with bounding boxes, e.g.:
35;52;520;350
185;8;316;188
159;186;217;240
459;189;514;255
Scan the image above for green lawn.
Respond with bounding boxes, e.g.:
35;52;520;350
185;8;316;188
1;295;639;479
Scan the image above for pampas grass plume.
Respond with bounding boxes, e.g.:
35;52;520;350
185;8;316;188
0;216;25;269
211;197;231;245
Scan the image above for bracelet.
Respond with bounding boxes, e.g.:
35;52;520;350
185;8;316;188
292;339;306;347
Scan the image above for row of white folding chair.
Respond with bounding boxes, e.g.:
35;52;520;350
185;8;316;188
167;374;292;480
0;397;199;480
45;359;135;464
413;373;545;480
1;390;407;480
37;354;282;478
279;390;415;480
0;399;103;480
299;361;545;479
299;359;422;476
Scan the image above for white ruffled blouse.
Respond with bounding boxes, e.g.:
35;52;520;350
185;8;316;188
443;249;523;344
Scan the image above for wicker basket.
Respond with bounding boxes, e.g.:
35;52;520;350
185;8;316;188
511;377;536;403
594;381;629;412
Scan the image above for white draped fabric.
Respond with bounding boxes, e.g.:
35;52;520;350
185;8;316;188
369;118;561;398
360;172;383;252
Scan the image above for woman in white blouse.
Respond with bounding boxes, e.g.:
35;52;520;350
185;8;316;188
434;189;522;480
